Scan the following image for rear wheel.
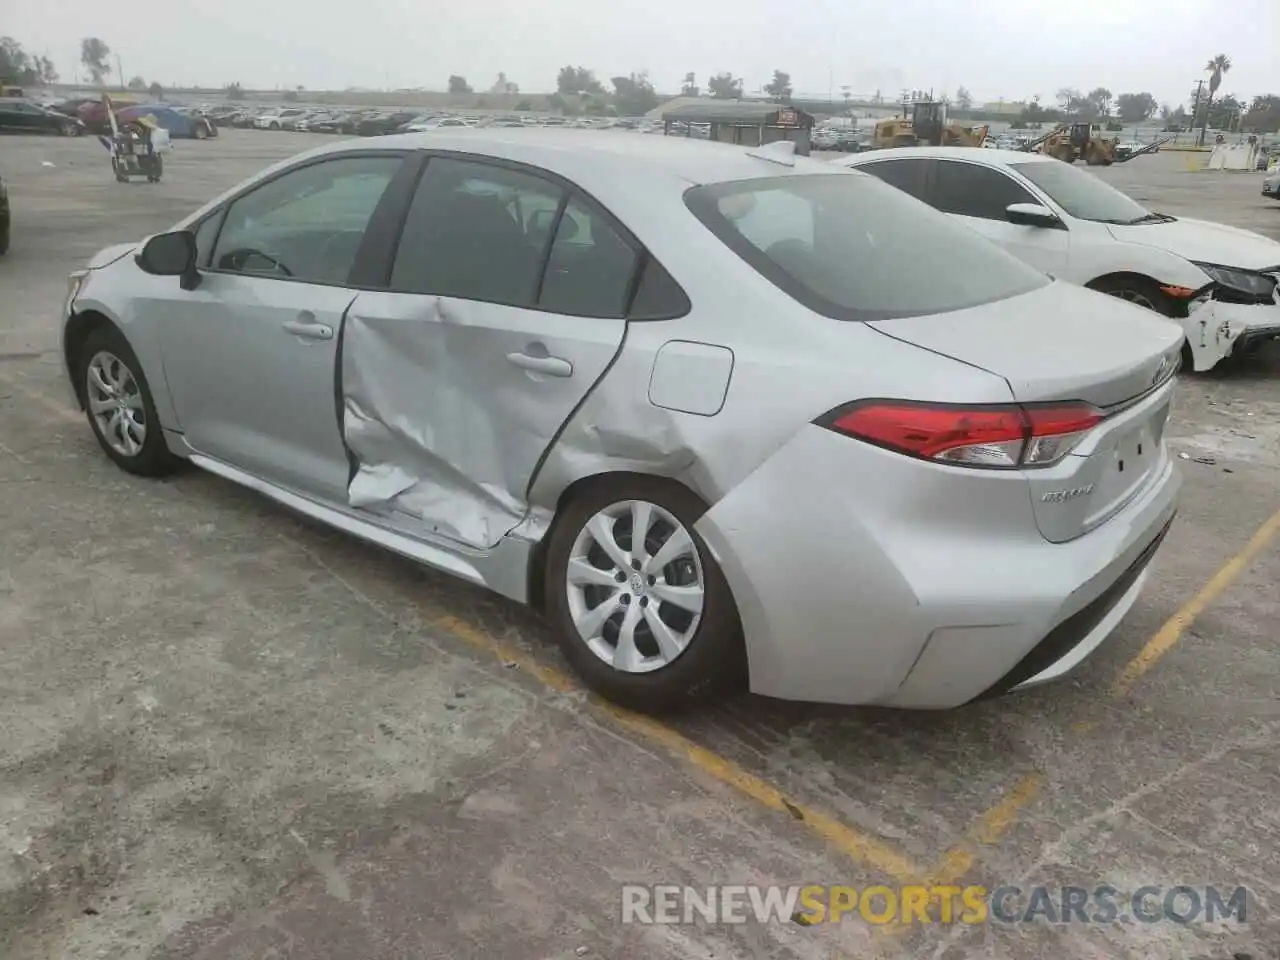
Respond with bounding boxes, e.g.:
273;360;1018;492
194;123;208;140
544;477;744;713
61;122;81;137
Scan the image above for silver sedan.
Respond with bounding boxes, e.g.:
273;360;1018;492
61;130;1182;712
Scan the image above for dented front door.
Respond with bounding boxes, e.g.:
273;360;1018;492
340;291;626;550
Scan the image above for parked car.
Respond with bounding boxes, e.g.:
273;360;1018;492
77;98;141;134
1263;167;1280;200
305;112;352;134
0;98;86;136
837;146;1280;371
117;105;216;139
60;131;1184;712
0;171;9;255
353;111;419;136
254;108;307;130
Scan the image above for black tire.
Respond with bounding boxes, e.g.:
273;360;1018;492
77;325;181;477
194;123;208;140
543;475;745;713
1087;275;1175;316
62;122;81;137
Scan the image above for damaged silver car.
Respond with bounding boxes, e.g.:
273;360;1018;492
62;130;1182;712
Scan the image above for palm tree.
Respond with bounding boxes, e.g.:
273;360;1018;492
1199;54;1231;144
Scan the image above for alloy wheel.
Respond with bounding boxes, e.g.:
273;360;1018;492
86;350;147;457
565;499;705;674
1109;288;1157;311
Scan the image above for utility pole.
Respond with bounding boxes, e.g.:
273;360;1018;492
1190;78;1205;145
115;54;124;91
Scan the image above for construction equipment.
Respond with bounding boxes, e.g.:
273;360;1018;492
871;100;989;149
1038;121;1118;165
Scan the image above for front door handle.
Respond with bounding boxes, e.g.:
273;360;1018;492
506;351;573;377
283;318;333;341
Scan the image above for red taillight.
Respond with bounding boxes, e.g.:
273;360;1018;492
819;400;1105;469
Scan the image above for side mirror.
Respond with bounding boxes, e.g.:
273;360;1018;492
135;230;200;289
1006;202;1063;229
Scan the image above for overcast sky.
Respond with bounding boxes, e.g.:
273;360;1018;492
7;0;1276;106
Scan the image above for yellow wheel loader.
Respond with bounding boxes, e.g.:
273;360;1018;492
871;101;989;149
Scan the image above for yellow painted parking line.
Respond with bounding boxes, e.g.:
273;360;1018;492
1110;506;1280;698
924;773;1045;885
429;611;925;882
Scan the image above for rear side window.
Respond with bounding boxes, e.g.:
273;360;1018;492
854;158;930;201
930;161;1038;220
685;173;1049;322
537;197;639;318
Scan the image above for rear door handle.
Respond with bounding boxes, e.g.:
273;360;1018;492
506;352;573;377
283;318;333;341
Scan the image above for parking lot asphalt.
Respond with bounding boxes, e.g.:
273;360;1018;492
1;130;1279;960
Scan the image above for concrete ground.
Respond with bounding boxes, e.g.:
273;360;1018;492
1;130;1278;960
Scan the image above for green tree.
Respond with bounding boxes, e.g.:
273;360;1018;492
79;37;111;84
448;74;471;94
954;86;973;110
148;81;163;99
763;69;792;102
708;72;743;99
1242;94;1280;133
611;72;658;116
127;75;145;89
1086;87;1112;117
1;37;58;85
1115;92;1158;123
1200;53;1231;142
556;65;602;96
225;82;243;99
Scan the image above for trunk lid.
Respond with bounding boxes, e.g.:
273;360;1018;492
868;280;1183;543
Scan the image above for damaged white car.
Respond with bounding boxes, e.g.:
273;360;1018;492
837;147;1280;372
62;131;1182;712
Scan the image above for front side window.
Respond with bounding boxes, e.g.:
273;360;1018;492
685;172;1049;321
211;155;401;284
929;161;1038;220
390;157;564;306
1009;160;1152;223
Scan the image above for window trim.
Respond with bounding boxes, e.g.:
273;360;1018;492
200;149;413;289
384;148;690;321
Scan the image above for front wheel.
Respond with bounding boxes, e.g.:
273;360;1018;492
1087;275;1175;316
78;325;180;477
544;477;744;713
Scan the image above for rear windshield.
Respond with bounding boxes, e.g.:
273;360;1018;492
685;172;1049;321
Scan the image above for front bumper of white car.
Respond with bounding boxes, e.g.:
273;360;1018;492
1184;296;1280;371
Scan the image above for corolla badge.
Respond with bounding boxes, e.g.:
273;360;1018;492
1041;484;1094;503
1152;354;1174;385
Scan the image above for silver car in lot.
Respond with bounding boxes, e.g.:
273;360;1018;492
61;131;1182;712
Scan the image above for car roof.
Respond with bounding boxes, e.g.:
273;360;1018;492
312;128;855;189
843;146;1054;168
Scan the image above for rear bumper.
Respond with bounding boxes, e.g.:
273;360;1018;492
695;424;1180;708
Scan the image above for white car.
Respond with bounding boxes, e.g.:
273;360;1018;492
403;116;472;133
836;147;1280;371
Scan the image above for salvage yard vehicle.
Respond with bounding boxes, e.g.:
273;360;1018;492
872;100;988;149
61;131;1182;712
0;98;85;136
0;171;9;255
837;147;1280;371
